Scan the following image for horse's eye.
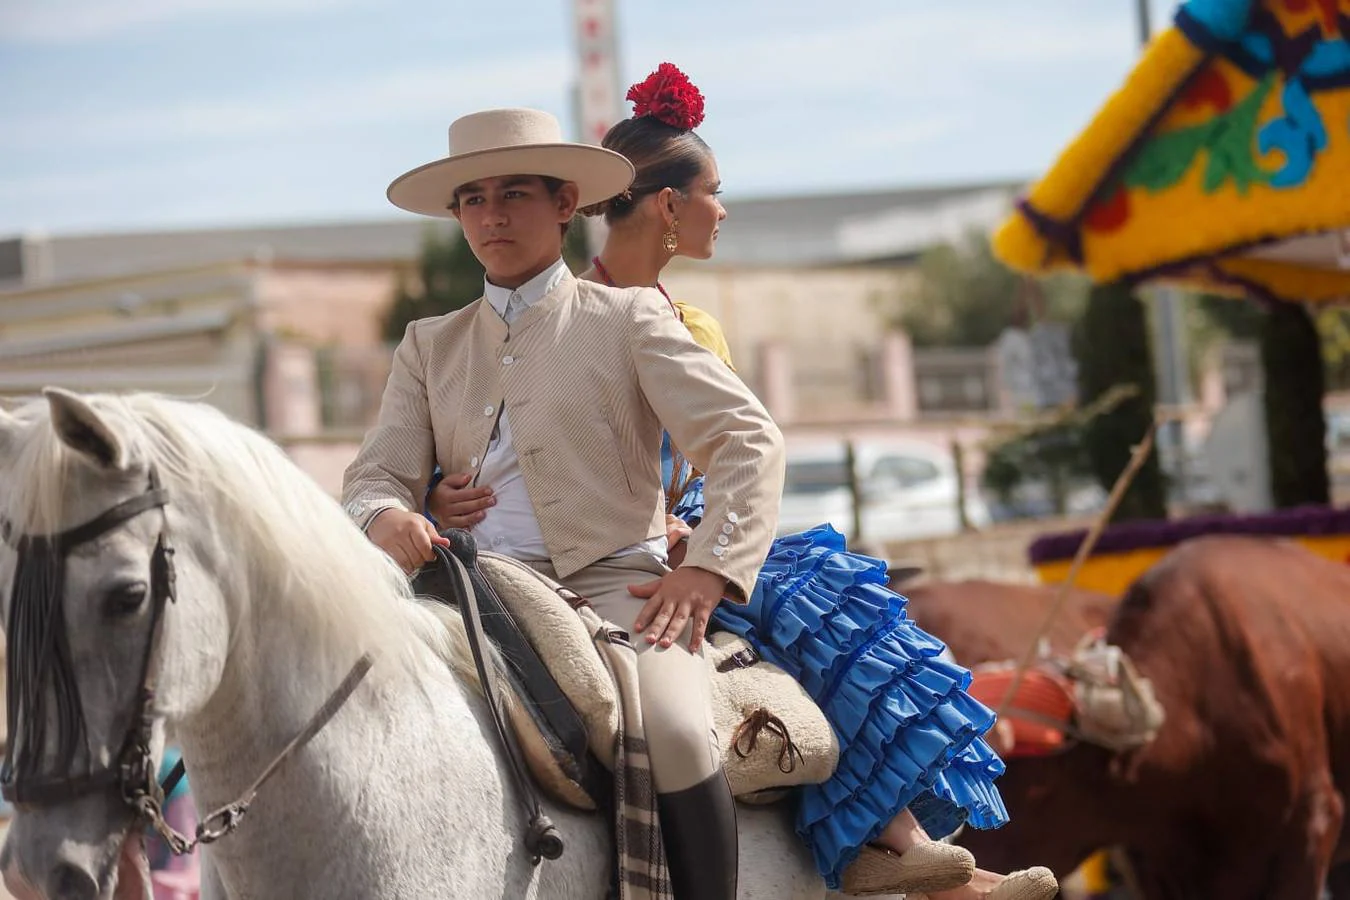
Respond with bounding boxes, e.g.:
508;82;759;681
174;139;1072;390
103;582;148;618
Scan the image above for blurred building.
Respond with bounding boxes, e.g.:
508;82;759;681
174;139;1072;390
0;179;1054;493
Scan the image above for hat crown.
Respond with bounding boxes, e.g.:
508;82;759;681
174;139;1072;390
448;108;564;157
387;106;633;218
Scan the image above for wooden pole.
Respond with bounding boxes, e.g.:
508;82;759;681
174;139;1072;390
846;439;865;546
952;439;971;531
995;421;1159;719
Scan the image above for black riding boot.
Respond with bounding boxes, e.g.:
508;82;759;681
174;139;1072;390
657;768;738;900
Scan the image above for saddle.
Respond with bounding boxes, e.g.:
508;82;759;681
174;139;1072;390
414;531;838;814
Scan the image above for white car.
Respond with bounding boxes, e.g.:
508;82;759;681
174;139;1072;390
776;440;991;544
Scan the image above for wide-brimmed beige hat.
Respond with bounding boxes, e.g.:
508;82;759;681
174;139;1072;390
386;108;635;218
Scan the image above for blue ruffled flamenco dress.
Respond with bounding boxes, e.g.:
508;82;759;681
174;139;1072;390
666;438;1010;888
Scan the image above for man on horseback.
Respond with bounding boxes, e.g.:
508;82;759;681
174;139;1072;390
342;107;786;899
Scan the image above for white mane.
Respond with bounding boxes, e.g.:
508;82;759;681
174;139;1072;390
0;391;838;900
0;392;479;687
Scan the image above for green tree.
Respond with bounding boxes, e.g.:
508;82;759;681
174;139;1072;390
1182;291;1263;387
1313;305;1350;392
982;419;1093;516
1261;301;1329;507
382;227;484;341
383;222;593;341
888;231;1089;347
1193;292;1264;342
1074;281;1167;522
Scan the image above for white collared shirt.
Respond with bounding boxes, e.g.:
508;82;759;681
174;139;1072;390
473;258;666;566
472;259;567;559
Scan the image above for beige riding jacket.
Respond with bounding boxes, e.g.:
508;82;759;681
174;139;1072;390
341;271;785;601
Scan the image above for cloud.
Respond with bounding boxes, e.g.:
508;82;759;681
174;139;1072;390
0;142;394;233
0;0;369;44
6;4;1139;156
705;111;972;193
2;53;572;152
1;0;1165;232
631;5;1135;97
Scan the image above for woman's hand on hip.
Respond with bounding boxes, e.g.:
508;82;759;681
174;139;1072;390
628;566;727;652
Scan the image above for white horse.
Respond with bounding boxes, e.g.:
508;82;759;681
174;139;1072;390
0;389;895;900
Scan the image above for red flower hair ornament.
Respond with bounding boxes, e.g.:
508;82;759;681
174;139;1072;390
626;62;706;131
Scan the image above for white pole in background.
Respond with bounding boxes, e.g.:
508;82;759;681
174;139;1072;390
1136;0;1192;503
571;0;626;258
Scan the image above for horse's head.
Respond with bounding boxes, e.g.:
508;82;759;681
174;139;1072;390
0;389;231;899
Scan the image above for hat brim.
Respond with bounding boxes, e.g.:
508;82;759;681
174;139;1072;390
386;144;635;218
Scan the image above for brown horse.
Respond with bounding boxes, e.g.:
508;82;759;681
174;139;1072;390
902;577;1117;664
945;536;1350;899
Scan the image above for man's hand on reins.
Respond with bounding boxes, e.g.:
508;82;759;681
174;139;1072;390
367;509;450;574
428;472;496;528
628;566;727;652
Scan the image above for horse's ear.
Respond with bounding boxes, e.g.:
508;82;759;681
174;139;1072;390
43;388;128;470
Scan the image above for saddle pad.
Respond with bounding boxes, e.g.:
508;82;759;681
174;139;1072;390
478;554;621;769
475;552;839;807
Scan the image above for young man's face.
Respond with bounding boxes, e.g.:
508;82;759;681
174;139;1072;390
451;174;579;288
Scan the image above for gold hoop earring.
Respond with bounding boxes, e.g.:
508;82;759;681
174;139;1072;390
662;219;679;253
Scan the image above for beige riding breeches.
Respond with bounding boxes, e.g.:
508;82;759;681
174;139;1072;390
525;554;721;794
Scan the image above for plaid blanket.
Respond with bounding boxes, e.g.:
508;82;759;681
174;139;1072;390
582;607;673;900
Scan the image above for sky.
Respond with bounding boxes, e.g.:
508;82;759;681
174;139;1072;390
0;0;1179;237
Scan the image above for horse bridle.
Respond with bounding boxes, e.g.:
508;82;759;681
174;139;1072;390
1;467;174;813
0;466;372;855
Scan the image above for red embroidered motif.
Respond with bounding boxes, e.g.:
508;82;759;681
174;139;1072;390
627;62;706;131
1283;0;1344;36
1314;0;1341;35
1181;66;1234;113
1084;186;1131;233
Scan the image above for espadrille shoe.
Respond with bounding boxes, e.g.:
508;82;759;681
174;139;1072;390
986;867;1059;900
907;865;1060;900
840;841;976;896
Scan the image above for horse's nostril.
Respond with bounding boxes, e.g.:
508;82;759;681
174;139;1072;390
47;861;99;900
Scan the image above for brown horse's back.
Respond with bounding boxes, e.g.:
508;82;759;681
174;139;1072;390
903;578;1116;665
1110;536;1350;872
955;535;1350;898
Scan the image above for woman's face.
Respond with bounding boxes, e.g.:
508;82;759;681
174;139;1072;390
673;156;726;260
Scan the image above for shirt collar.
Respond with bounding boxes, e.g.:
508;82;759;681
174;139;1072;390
484;257;569;320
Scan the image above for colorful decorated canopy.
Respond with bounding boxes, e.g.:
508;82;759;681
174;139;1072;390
994;0;1350;303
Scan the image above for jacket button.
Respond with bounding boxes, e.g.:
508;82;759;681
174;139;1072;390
484;405;494;416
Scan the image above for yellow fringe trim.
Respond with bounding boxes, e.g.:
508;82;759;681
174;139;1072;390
992;30;1204;274
993;10;1350;305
